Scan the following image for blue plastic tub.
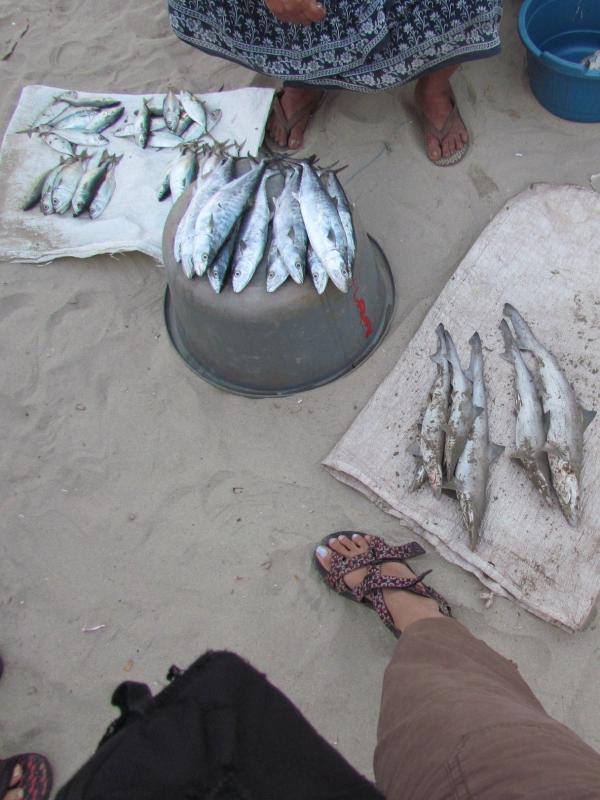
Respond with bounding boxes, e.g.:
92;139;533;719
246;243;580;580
519;0;600;122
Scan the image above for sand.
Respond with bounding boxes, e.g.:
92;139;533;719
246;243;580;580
1;0;599;790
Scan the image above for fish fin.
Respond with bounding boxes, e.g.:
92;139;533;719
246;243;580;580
499;319;515;363
326;228;336;243
581;407;596;429
238;239;247;253
430;323;448;362
488;442;505;464
472;405;484;419
287;227;296;242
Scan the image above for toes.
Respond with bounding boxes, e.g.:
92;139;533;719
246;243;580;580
5;789;24;800
315;544;332;572
330;535;353;554
426;133;441;161
10;765;22;787
351;533;369;553
287;123;304;151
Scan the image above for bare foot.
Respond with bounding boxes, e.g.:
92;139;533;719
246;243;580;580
415;73;468;163
268;86;322;150
3;764;22;800
316;534;443;633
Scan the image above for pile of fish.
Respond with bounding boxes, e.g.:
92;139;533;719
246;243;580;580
411;304;595;547
173;155;356;295
411;325;503;550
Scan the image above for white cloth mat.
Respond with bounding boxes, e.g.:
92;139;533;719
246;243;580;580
0;84;274;263
324;184;600;632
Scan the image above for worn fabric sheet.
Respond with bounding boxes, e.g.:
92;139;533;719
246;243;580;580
0;84;274;263
324;184;600;632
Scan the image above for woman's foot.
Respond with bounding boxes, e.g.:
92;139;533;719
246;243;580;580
3;764;22;800
316;533;443;632
267;86;323;150
415;69;468;164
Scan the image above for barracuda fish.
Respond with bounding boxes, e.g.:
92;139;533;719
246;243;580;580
307;245;328;294
57;92;120;108
455;333;504;550
71;160;110;216
134;99;151;149
266;239;289;293
503;303;595;526
89;156;121;219
40;161;70;215
176;157;235;276
323;171;356;273
192;161;266;276
39;132;74;157
163;87;181;132
272;167;306;285
22;162;63;211
231;169;276;293
169;148;198;202
500;319;553;506
443;330;477;479
208;221;240;294
179;91;207;132
83;105;124;133
51;157;87;214
38;126;107;147
418;324;451;498
296;163;349;293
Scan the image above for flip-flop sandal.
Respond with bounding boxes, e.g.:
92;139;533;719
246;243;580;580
265;89;325;152
0;754;52;800
313;532;452;638
421;92;469;167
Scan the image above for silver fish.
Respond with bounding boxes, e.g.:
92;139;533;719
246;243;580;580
169;149;199;203
134;99;151;149
22;163;62;211
163;87;181;132
39;132;74;157
30;97;71;129
323;171;356;273
307;245;328;294
115;116;166;137
500;319;553;506
147;130;185;149
175;112;193;137
71;161;110;216
157;163;173;202
231;169;275;293
443;330;477;479
58;92;120;108
52;157;87;214
83;105;124;133
272;167;306;285
296;163;349;292
420;324;451;497
176;157;235;275
455;333;504;550
503;303;595;526
89;157;120;219
208;221;240;294
179;91;206;132
38;126;107;147
50;108;100;130
266;239;289;293
40;161;70;215
192;161;266;276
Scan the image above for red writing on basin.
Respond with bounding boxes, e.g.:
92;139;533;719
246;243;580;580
352;277;373;339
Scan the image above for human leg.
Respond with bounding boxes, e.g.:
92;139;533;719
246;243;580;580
267;86;325;150
415;65;469;165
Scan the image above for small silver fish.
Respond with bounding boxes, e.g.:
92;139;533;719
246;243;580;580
83;105;124;133
58;92;121;108
163;87;181;133
49;108;100;131
89;157;121;219
169;148;199;202
71;161;110;216
147;130;185;149
30;97;71;129
38;126;107;147
134;99;151;149
22;163;62;211
175;112;193;137
40;161;70;215
52;158;87;214
39;132;74;157
179;90;207;132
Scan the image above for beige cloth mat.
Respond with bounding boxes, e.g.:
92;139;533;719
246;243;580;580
324;184;600;632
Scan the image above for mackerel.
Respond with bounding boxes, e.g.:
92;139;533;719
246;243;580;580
207;221;240;294
266;238;289;293
307;245;328;294
503;303;595;526
231;169;275;293
272;167;306;285
323;171;356;273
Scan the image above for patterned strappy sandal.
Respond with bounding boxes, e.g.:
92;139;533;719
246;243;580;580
0;754;52;800
313;532;452;638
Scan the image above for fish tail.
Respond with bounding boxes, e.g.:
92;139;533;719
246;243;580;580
430;323;448;365
503;303;537;352
499;318;515;363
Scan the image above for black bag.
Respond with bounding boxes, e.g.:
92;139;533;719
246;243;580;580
56;650;383;800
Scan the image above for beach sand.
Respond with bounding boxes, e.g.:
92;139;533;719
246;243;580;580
1;0;599;789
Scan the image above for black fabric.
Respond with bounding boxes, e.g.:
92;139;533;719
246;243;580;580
56;651;383;800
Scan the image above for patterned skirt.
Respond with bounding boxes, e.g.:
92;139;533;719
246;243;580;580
168;0;503;92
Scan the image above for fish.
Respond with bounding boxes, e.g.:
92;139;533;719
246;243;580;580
323;171;356;273
22;163;62;211
500;319;554;506
169;148;199;202
419;324;451;498
71;160;110;216
231;169;275;293
176;157;235;276
503;303;595;526
455;333;504;550
272;167;307;285
30;97;72;129
163;87;182;132
175;112;193;137
40;161;70;215
83;105;124;133
51;157;87;214
89;156;121;219
39;132;75;157
38;126;107;147
57;92;121;108
296;162;349;293
49;108;100;130
114;116;166;138
207;221;240;294
179;91;207;132
134;99;151;149
443;329;478;479
156;162;173;202
192;161;266;276
409;461;428;493
265;238;289;293
147;130;185;149
307;245;328;294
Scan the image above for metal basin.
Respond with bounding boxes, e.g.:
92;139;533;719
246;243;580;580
162;179;395;398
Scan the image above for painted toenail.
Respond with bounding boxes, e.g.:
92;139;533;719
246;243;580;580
352;534;361;540
317;545;329;557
